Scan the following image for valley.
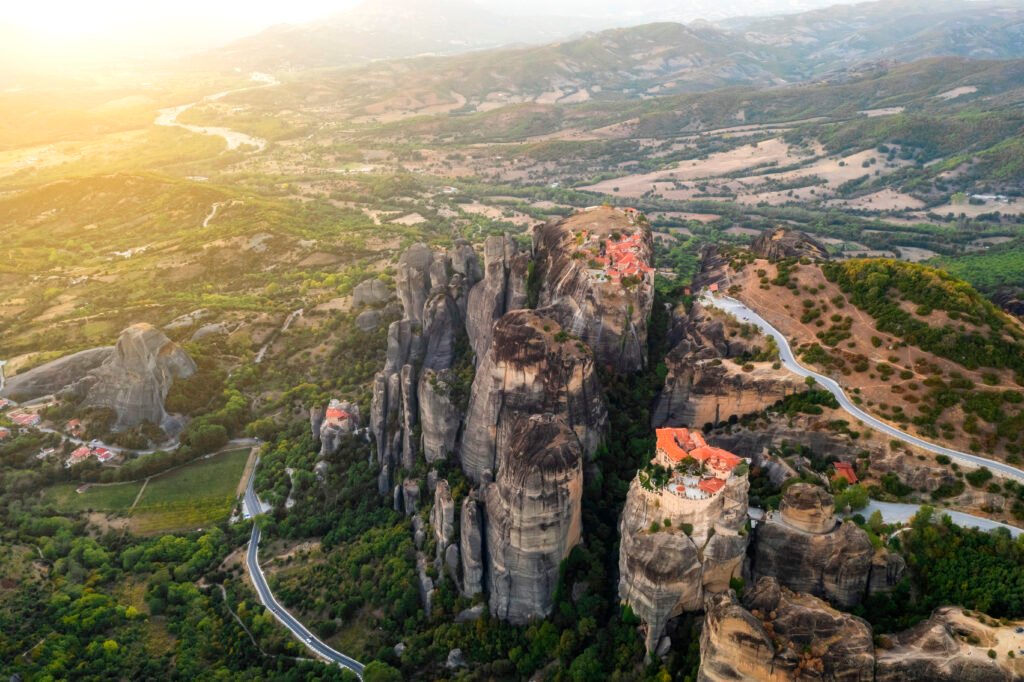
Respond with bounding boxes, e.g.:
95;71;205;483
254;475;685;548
2;0;1024;679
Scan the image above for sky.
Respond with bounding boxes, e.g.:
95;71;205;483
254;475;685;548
0;0;868;70
3;0;848;40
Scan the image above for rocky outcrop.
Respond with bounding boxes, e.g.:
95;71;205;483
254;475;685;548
465;234;529;363
699;577;875;682
779;483;837;534
418;369;462;464
459;310;607;484
868;550;907;596
875;607;1014;682
484;415;583;623
460;495;485;597
618;468;750;652
532;207;655;374
317;400;360;457
1;347;113;401
752;484;874;609
751;228;829;262
653;301;802;427
57;324;196;430
431;479;456;562
353;278;393;308
370;243;481;483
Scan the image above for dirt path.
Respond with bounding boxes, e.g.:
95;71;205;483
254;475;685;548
237;446;260;498
128;477;151;512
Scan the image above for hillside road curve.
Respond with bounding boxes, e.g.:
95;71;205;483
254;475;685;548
703;292;1024;483
243;467;365;678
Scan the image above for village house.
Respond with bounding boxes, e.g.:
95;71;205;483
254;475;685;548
65;444;119;468
66;419;82;435
832;461;858;485
0;427;10;440
0;398;11;410
9;411;40;427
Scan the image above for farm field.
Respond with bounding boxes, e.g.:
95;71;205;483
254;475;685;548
39;448;251;534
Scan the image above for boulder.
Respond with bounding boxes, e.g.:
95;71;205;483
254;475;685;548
779;483;837;534
352;278;392;307
355;309;382;332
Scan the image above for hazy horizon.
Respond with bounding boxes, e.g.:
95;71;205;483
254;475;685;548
1;0;901;69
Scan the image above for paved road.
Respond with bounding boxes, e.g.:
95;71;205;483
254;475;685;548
703;292;1024;483
243;465;365;678
749;501;1021;537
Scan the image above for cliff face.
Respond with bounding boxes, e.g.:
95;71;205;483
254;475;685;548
618;466;749;652
370;241;481;485
751;228;829;262
465;235;528;363
653;301;801;428
72;323;196;429
372;235;611;625
699;577;875;682
459;309;607;484
532;207;655;374
484;415;584;623
751;484;874;609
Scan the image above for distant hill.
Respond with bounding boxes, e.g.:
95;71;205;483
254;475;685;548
198;0;604;71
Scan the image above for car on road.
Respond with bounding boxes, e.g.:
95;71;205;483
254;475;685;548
305;636;312;644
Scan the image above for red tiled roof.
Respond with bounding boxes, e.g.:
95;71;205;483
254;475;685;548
657;428;689;462
708;283;719;292
71;446;91;459
833;461;858;484
698;478;726;494
325;408;350;421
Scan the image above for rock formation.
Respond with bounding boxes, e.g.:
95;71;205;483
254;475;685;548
531;206;655;374
653;301;802;427
465;234;529;362
699;577;875;682
752;483;874;609
460;495;485;597
875;607;1015;681
751;227;829;262
483;414;584;623
1;347;113;402
459;310;607;484
315;399;361;457
22;324;197;430
618;455;750;652
370;242;481;484
352;278;393;308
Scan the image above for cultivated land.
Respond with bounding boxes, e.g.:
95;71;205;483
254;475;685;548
39;448;251;534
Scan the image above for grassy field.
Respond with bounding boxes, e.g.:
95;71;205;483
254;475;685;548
39;447;252;534
130;448;251;534
41;480;144;512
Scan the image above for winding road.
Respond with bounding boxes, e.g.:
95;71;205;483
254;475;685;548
703;292;1024;483
242;464;365;678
